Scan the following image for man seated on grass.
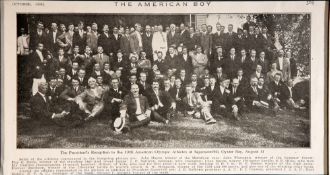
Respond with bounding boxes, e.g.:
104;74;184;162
245;76;277;116
212;76;239;120
75;77;105;121
118;84;151;133
183;84;216;124
145;80;176;124
30;82;69;123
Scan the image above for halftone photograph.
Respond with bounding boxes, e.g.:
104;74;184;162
16;13;311;148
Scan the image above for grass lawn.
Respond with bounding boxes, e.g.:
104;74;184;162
17;104;310;148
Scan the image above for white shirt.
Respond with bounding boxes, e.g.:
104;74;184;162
278;57;284;70
104;32;109;38
154;90;164;107
183;54;188;61
79;30;84;37
52;31;57;43
114;33;118;40
220;86;225;94
288;87;292;98
171;31;175;37
36;50;44;62
95;71;101;76
256;72;261;78
135;97;142;114
210;85;215;91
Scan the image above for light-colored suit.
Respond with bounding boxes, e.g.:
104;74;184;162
183;92;214;121
17;35;30;55
75;87;105;117
92;53;110;70
276;57;291;82
86;31;99;53
129;31;143;54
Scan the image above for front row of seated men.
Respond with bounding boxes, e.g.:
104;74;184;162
30;71;308;132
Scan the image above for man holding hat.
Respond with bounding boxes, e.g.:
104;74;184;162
115;84;151;133
212;75;239;120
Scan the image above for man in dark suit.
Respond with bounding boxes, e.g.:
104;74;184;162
47;22;61;54
203;76;217;102
120;27;131;57
98;24;112;56
30;82;67;122
103;77;128;120
178;23;190;47
235;69;249;89
242;15;256;31
75;69;88;88
167;24;180;48
235;28;248;53
72;21;87;54
250;64;265;80
30;22;48;52
235;49;249;74
212;76;239;120
67;61;79;80
230;78;246;116
224;47;239;79
137;72;150;96
186;26;200;51
210;47;225;75
145;80;176;124
224;24;237;53
244;76;266;111
169;78;186;112
59;77;85;111
212;23;226;54
268;73;285;108
119;84;151;131
245;49;258;77
177;47;193;76
110;26;122;56
142;25;153;61
164;46;179;74
257;51;270;75
153;51;169;75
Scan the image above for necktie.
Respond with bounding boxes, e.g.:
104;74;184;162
233;88;236;95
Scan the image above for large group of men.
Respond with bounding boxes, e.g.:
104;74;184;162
17;15;309;132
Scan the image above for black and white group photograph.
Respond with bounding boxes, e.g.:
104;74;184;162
16;13;311;148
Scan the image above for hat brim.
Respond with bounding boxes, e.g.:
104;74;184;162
113;117;125;132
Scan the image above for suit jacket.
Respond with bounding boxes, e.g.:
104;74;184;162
235;55;249;74
92;53;111;70
113;58;128;71
75;76;89;88
224;55;239;78
186;33;200;51
182;92;204;111
210;53;225;74
276;57;291;81
212;86;234;111
224;32;238;52
145;89;174;109
229;85;245;99
30;92;53;120
72;30;87;53
120;35;131;56
244;85;260;107
250;71;265;79
137;81;151;95
269;80;285;96
203;85;217;102
177;54;193;75
98;32;112;55
46;86;62;105
142;33;153;57
30;50;46;78
76;87;105;107
86;31;99;53
129;31;142;54
235;76;249;89
167;32;180;47
60;86;85;101
154;59;169;75
212;32;225;50
30;30;48;50
245;57;258;76
179;29;190;46
47;31;61;54
257;58;270;75
164;54;179;70
56;55;72;71
44;58;59;81
110;33;122;54
169;87;186;101
57;31;74;54
200;32;212;54
120;93;150;118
